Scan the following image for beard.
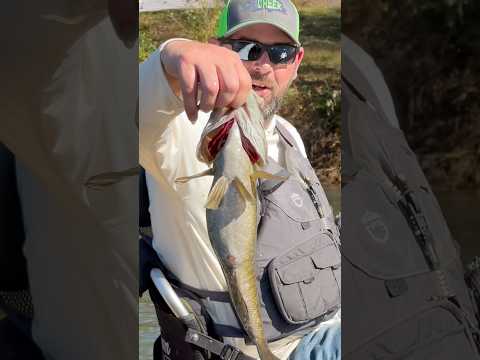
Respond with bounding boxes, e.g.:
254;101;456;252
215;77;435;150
259;95;283;125
250;72;288;126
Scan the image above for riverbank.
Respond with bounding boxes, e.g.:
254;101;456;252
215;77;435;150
139;2;341;187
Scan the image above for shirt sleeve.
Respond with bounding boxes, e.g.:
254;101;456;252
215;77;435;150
291;129;308;159
139;39;189;178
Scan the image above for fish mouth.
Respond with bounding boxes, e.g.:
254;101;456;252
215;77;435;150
206;119;261;164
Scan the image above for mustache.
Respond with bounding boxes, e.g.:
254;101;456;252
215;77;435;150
250;73;276;88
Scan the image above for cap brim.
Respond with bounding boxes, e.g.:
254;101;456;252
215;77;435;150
222;20;301;46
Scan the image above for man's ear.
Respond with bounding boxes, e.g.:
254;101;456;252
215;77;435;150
292;47;305;80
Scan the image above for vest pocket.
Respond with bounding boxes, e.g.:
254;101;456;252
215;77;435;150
268;233;341;324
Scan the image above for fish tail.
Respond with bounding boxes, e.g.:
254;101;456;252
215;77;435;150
228;268;278;360
205;176;230;209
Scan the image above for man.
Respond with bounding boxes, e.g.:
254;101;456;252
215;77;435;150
140;1;341;359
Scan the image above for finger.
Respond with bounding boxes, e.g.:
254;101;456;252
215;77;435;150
196;64;219;114
215;63;239;109
230;62;252;109
178;62;199;122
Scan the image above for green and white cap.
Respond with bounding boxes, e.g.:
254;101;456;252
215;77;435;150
216;0;301;46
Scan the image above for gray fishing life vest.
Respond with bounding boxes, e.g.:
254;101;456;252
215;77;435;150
342;58;480;359
198;122;341;346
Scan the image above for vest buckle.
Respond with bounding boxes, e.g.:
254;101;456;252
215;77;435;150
220;344;241;360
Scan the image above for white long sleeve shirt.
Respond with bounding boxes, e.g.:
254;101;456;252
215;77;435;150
139;43;313;359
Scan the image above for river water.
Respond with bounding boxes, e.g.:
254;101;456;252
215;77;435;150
139;0;219;12
139;187;479;359
139;294;158;360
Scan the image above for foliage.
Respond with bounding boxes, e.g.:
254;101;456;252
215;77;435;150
280;5;341;184
163;1;223;42
139;0;223;58
343;0;480;188
139;29;157;62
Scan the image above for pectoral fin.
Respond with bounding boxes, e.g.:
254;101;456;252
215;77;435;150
233;177;255;202
175;168;214;184
206;176;230;209
250;170;288;194
251;170;288;182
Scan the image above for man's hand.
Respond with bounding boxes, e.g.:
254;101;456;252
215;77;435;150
160;40;252;122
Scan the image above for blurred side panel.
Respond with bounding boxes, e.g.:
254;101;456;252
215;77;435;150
0;1;139;359
342;1;480;359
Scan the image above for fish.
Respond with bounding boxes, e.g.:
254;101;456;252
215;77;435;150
176;92;281;360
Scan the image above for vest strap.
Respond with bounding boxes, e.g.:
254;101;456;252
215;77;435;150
275;122;296;149
185;329;256;360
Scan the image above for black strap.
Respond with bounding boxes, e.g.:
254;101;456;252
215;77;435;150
0;143;29;291
185;329;256;360
139;167;151;228
365;144;457;301
396;186;440;271
375;173;441;272
275;122;296;149
140;235;231;302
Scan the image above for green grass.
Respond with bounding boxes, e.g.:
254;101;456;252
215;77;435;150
139;2;223;61
139;4;341;185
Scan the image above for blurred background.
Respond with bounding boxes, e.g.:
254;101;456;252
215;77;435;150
343;0;479;190
343;0;480;264
139;1;341;359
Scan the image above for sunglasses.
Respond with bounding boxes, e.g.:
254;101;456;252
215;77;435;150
221;39;299;65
